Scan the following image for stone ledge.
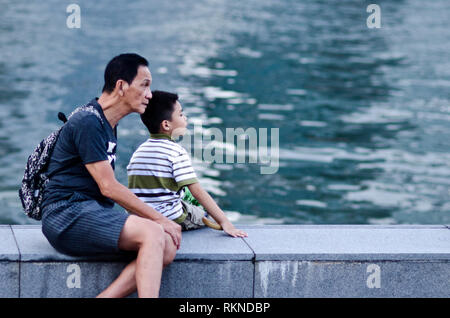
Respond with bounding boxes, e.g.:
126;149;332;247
0;225;20;261
0;224;449;297
242;225;450;261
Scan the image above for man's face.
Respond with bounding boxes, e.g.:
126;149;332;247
123;65;152;114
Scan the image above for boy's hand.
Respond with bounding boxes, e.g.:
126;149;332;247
187;183;247;238
221;221;248;238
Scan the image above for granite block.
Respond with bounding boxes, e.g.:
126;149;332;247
254;260;450;298
161;260;254;298
0;225;20;261
12;225;253;262
175;227;254;261
242;225;450;261
164;227;254;297
13;225;254;298
20;261;129;298
1;225;448;298
0;261;19;298
0;225;20;298
11;225;133;262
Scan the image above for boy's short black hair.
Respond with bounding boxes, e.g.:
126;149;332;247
141;90;179;134
102;53;149;93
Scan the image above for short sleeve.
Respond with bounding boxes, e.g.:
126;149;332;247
171;147;198;188
70;115;108;164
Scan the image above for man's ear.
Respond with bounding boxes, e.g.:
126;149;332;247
115;79;128;96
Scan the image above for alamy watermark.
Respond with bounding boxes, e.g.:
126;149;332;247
66;264;81;289
366;264;381;289
66;4;81;29
366;4;381;28
175;124;280;175
66;4;381;30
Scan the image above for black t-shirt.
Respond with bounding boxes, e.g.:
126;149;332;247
42;99;117;208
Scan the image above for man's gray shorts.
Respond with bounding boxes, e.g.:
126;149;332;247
41;192;129;256
178;201;206;231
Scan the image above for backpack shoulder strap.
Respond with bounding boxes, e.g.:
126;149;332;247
58;112;68;123
67;105;103;123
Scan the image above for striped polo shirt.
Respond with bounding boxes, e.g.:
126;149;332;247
127;133;198;220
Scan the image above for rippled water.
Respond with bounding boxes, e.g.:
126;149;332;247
1;0;449;225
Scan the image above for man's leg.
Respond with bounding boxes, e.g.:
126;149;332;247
97;230;177;298
97;215;177;298
97;259;137;298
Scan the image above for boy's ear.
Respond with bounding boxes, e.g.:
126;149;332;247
161;120;171;131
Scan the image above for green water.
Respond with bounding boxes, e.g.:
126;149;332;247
1;0;449;225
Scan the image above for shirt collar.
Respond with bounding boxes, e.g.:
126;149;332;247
150;133;174;141
91;97;115;132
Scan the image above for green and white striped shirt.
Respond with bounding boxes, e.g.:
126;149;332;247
127;134;198;220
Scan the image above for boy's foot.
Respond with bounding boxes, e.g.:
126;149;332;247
202;217;222;230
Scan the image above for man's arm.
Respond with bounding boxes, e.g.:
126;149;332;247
187;182;247;238
85;160;181;248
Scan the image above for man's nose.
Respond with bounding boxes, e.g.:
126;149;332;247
146;89;152;100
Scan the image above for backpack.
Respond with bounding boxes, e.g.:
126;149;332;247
18;104;104;220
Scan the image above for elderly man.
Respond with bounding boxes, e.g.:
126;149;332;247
41;53;180;298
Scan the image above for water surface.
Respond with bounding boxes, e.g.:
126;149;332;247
1;0;449;225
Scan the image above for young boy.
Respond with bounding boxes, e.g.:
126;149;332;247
127;90;247;238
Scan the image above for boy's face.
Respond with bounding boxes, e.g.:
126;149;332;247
168;101;187;138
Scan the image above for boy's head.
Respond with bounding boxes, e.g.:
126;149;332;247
141;90;187;138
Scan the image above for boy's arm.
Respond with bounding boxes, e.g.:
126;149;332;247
187;182;247;238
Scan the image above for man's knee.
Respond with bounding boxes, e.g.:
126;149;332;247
119;215;165;251
139;219;166;249
163;233;177;266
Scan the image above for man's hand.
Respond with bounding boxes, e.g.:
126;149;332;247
155;217;182;249
85;160;183;248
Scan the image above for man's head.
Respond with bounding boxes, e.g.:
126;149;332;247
141;90;187;138
102;53;152;114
